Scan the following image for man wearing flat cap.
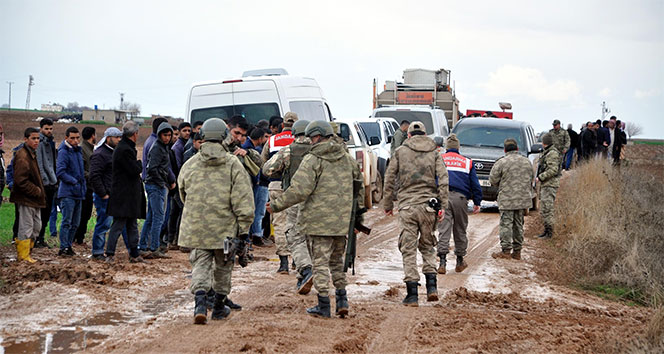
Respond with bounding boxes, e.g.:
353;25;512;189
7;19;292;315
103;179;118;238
489;138;534;261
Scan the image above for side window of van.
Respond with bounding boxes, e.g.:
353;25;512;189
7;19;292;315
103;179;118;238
290;101;327;122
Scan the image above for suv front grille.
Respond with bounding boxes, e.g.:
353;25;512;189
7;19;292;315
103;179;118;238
472;160;494;175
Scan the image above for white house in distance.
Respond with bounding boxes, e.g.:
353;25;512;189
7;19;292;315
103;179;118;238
41;103;64;112
81;109;128;124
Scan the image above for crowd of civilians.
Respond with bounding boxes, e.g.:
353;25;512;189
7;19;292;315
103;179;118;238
1;115;278;263
561;116;627;170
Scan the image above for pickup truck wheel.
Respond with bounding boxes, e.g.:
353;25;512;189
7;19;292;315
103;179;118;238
372;172;383;203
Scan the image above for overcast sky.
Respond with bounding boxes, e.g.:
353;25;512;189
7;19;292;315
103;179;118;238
2;0;662;138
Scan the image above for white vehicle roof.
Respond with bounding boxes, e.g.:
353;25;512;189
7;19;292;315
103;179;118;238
373;105;444;112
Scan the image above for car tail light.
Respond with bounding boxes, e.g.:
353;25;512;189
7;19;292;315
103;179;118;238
222;79;243;84
355;150;364;172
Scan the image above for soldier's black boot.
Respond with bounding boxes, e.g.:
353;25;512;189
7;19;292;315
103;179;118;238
455;256;468;273
211;293;231;320
297;266;314;295
194;290;208;325
538;225;552;239
277;255;289;274
402;281;419;307
205;289;216;309
425;273;438;302
335;289;349;318
224;297;242;310
306;295;331;318
437;256;447;274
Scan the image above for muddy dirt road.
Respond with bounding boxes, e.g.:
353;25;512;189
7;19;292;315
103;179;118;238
0;206;652;353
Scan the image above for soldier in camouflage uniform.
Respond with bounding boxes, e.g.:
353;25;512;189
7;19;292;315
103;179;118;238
549;119;570;157
178;118;255;325
390;121;409;156
489;138;534;260
383;121;449;306
536;133;561;239
267;120;363;318
262;119;315;295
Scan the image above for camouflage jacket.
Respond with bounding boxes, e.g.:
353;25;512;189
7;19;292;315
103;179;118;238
178;142;255;249
391;129;407;156
489;151;534;210
548;128;570;154
382;135;449;211
271;140;363;236
538;145;561;188
223;137;263;176
262;136;312;180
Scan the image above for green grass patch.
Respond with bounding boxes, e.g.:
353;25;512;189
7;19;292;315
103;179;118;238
79;120;107;125
633;140;664;145
582;283;647;307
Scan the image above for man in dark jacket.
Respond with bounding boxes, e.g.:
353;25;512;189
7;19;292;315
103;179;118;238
74;126;96;245
0;123;5;207
565;124;579;170
581;122;597;161
56;127;86;256
597;120;610;159
89;127;123;259
106;121;147;263
611;119;627;165
183;132;203;163
166;122;191;249
437;134;482;273
142;117;168;181
36;118;58;248
139;122;175;258
10;127;46;262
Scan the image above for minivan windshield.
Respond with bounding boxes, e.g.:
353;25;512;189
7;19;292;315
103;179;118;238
191;103;280;125
375;110;434;135
453;125;524;151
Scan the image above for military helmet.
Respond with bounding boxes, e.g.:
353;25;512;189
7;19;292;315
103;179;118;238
305;120;334;138
292;119;311;136
200;118;228;142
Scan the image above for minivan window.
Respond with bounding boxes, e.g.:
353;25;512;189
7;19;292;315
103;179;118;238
375;110;434;135
453;125;525;151
358;122;381;143
191;103;280;125
289;101;327;122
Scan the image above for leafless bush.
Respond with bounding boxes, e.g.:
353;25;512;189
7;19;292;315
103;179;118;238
550;158;664;307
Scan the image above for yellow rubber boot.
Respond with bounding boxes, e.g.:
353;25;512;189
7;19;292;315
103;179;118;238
17;240;37;263
30;239;35;250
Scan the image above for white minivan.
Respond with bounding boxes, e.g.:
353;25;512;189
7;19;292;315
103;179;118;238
186;68;333;124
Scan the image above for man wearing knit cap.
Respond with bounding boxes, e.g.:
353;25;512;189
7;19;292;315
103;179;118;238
489;138;534;260
437;134;482;274
536;133;561;239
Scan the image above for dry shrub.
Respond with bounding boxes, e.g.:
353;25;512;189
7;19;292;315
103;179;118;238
546;158;664;307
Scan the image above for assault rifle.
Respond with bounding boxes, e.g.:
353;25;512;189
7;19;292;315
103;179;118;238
344;180;372;275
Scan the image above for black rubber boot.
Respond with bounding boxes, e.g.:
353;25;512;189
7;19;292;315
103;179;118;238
194;290;208;325
277;255;289;274
206;289;216;309
537;225;552;239
335;289;349;318
306;295;331;318
211;293;231;320
225;297;242;311
425;273;438;302
402;282;419;307
297;266;314;295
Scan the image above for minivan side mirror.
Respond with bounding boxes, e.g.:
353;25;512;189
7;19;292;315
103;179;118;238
387;136;393;143
369;136;381;146
529;143;543;154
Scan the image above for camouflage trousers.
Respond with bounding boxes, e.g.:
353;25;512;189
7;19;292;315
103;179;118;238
268;182;290;257
499;209;524;251
437;191;469;257
398;204;438;282
309;235;347;297
540;186;558;227
189;248;233;296
286;204;312;277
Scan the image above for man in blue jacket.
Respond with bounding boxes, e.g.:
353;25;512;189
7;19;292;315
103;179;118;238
142;117;168;181
437;134;482;274
56;127;86;257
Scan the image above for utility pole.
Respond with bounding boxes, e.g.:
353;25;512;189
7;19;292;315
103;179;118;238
6;81;13;109
119;92;125;110
25;75;34;110
601;101;611;120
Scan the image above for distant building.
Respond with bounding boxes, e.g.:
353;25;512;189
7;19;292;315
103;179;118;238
41;103;64;112
82;109;128;124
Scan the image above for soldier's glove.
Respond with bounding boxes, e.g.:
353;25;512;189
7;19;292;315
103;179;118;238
225;234;249;267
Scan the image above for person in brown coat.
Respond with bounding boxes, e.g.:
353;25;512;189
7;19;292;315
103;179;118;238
9;127;46;262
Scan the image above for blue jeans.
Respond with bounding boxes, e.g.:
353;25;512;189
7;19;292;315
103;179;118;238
49;197;58;236
92;193;130;256
59;198;82;250
250;185;269;237
139;183;167;251
564;147;575;170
